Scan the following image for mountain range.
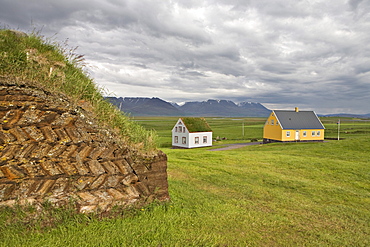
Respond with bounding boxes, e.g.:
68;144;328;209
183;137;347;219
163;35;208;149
105;97;272;117
105;97;370;118
320;113;370;118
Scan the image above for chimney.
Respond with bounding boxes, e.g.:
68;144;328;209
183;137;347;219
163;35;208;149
295;107;299;112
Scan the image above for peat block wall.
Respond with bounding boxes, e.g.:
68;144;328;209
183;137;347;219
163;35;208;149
0;82;169;212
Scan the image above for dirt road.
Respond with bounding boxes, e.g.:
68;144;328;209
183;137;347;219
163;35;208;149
209;142;263;151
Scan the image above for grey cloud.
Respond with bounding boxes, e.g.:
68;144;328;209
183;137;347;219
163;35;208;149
260;63;297;75
349;0;364;10
131;63;148;69
1;0;369;114
177;70;208;78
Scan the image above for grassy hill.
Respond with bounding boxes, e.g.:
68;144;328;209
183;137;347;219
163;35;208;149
0;29;157;150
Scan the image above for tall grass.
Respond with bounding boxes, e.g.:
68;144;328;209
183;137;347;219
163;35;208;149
0;29;157;150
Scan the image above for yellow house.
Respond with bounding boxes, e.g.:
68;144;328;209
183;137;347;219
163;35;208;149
263;107;325;143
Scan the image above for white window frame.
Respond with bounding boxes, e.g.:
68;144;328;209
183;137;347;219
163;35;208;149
174;136;178;143
195;137;199;144
286;131;291;137
203;136;207;143
182;137;186;144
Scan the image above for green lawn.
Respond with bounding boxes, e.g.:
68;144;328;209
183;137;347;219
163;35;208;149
321;117;370;139
1;117;369;246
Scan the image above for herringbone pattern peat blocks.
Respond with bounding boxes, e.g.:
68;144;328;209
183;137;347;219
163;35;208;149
0;84;169;212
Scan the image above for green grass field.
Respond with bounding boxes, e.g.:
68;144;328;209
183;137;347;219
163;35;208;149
133;116;370;146
133;117;266;148
1;117;369;246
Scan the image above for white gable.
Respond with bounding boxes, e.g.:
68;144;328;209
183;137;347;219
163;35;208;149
172;118;188;134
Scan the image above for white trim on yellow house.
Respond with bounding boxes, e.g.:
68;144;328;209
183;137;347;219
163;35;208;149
263;108;325;143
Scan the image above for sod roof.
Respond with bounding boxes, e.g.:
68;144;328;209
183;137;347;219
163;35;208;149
181;117;212;133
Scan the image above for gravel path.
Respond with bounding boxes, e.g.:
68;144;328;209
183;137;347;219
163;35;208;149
209;142;263;151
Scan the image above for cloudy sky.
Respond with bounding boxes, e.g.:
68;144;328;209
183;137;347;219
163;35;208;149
1;0;370;114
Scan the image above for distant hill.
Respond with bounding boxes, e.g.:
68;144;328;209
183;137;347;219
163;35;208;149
180;99;240;116
238;101;272;117
180;99;271;117
106;97;183;116
320;113;370;119
106;97;271;117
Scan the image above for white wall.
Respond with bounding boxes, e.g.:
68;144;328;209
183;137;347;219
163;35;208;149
172;131;212;148
172;129;188;148
188;132;213;148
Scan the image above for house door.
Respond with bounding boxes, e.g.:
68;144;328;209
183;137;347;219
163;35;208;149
295;130;300;141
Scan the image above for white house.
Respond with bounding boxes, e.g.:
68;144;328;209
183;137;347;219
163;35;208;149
172;117;213;148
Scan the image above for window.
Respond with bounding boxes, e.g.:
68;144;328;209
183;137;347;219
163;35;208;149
303;131;307;137
182;137;186;144
174;136;178;143
203;136;207;143
312;131;316;137
286;131;291;137
276;121;279;126
179;126;182;132
195;137;199;144
317;131;321;136
271;119;274;125
183;127;186;133
175;127;178;132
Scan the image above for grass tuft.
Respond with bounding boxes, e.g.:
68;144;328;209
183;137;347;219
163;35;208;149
0;29;157;151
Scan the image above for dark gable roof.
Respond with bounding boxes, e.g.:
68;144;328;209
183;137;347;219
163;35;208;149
274;110;325;130
181;117;212;132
